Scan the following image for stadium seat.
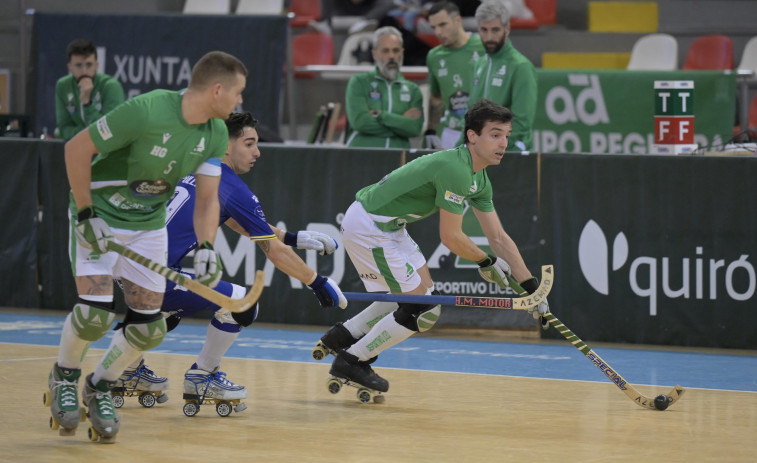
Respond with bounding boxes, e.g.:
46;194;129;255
289;0;321;28
292;32;334;78
683;35;734;70
235;0;283;15
626;33;678;70
737;36;757;74
183;0;230;14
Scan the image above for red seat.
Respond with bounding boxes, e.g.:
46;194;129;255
527;0;557;26
292;32;334;78
682;35;734;70
289;0;321;28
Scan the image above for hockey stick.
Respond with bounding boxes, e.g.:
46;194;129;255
344;265;553;310
541;312;685;410
106;241;264;313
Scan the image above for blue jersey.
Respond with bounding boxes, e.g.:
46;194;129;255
166;163;276;268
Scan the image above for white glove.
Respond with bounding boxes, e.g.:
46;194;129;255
74;206;113;254
296;230;338;255
528;299;550;320
308;274;347;309
194;241;223;288
476;255;511;289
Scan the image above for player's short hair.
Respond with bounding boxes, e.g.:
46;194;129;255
373;26;403;48
429;1;461;18
66;38;96;61
475;1;511;27
463;99;513;143
189;51;248;90
225;111;258;140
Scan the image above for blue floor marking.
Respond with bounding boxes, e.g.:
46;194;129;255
1;311;755;392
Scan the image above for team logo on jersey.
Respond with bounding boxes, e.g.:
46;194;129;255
96;116;113;140
191;137;206;155
130;179;171;197
444;190;464;205
497;65;507;75
163;133;172;144
471;51;481;62
449;90;468;115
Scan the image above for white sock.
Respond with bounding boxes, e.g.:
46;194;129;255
57;312;92;369
347;313;414;361
195;324;240;372
343;301;398;339
93;329;142;383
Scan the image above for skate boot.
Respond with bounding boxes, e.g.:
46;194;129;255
181;364;248;417
112;359;170;408
312;322;359;360
327;350;388;404
44;363;86;436
82;373;120;443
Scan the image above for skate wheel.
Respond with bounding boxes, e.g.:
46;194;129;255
373;395;386;404
356;388;372;404
43;391;51;407
49;416;59;431
312;344;327;361
88;427;99;442
139;392;156;408
216;401;232;417
183;401;199;417
59;426;76;437
327;378;342;394
112;395;125;408
156;393;169;404
234;402;248;413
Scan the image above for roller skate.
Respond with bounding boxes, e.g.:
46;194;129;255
327;350;387;404
112;359;170;408
181;364;248;417
44;363;86;436
312;322;359;361
82;373;120;443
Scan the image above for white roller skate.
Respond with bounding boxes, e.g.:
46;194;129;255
82;373;120;443
44;363;86;436
181;364;247;417
112;359;170;408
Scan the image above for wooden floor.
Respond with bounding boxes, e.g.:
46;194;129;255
2;342;756;463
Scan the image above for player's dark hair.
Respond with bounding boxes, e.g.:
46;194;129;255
429;1;460;18
189;51;248;90
225;112;258;139
463;99;513;143
66;38;96;61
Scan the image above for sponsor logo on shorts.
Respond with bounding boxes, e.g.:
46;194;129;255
96;117;113;140
130;179;171;197
360;273;378;280
444;190;464;204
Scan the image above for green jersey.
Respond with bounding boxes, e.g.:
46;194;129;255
83;89;227;231
55;72;125;140
344;68;424;149
468;41;537;151
426;34;485;134
356;145;495;232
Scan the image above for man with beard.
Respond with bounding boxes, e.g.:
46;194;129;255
344;26;424;148
425;1;485;149
462;1;536;151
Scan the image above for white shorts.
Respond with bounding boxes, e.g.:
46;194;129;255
69;212;167;293
342;201;426;293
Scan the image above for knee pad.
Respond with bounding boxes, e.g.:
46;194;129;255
231;303;259;327
71;299;116;342
122;309;167;351
394;300;441;332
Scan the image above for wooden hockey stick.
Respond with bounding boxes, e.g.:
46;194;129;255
344;265;553;310
542;312;685;410
106;241;264;313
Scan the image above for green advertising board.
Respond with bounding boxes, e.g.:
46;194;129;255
533;70;736;154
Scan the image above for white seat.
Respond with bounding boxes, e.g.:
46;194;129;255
183;0;231;14
236;0;284;15
626;33;678;70
737;36;757;74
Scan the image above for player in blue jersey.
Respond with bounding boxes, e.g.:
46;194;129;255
118;112;345;412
